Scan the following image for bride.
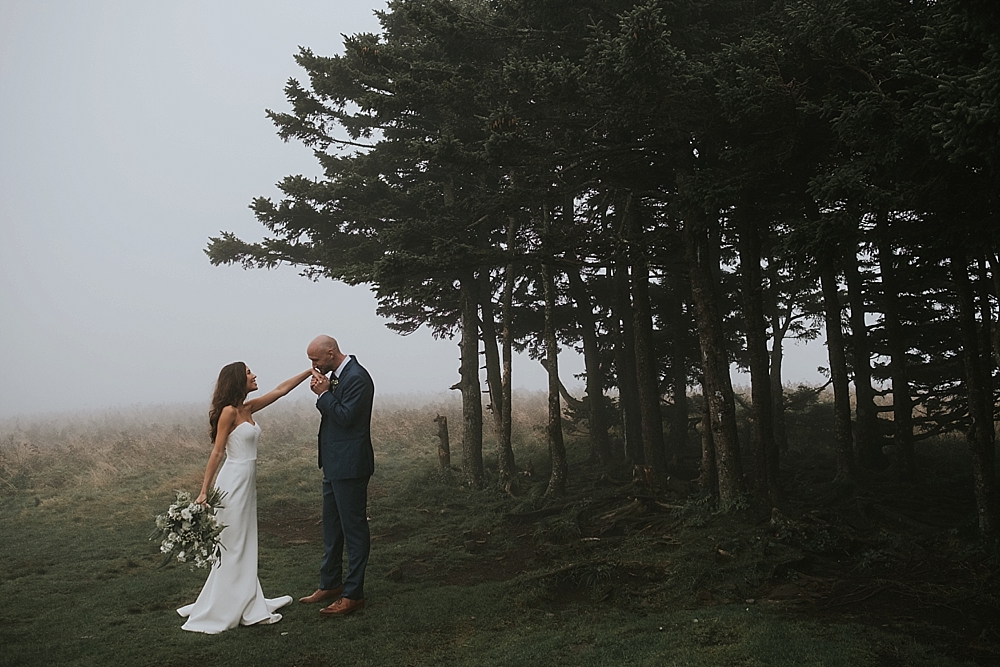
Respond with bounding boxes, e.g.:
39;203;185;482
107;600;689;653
177;362;311;634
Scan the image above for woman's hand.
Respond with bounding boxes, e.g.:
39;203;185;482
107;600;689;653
195;492;208;507
311;369;331;395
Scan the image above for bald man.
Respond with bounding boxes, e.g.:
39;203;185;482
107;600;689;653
299;335;375;616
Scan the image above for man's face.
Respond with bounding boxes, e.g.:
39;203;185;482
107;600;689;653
308;345;335;373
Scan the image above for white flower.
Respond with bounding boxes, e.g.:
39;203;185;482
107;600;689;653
180;508;193;521
177;551;186;562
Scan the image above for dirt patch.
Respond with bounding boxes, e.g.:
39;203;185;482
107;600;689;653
380;530;540;586
450;536;540;584
259;499;322;544
259;483;392;545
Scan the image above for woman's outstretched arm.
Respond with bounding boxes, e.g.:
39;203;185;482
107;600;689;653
245;369;312;413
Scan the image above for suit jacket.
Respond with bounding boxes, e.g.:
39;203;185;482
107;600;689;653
316;355;375;479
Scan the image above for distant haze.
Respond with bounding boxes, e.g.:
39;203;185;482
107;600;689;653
0;1;827;420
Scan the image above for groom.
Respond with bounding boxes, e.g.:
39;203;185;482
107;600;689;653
299;335;375;616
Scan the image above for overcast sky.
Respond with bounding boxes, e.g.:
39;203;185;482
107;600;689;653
0;0;827;420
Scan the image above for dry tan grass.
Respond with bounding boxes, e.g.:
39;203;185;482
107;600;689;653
0;405;205;492
0;391;555;497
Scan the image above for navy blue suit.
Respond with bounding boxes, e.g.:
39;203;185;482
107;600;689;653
316;355;375;600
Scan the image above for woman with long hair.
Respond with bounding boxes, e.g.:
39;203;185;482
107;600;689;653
178;362;311;634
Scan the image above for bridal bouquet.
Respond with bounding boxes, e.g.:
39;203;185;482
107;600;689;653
150;488;226;569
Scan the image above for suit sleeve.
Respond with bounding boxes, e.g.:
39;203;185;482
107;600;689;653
316;372;372;428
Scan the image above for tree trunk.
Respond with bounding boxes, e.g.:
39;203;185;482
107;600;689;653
459;271;484;489
664;270;689;470
566;260;614;467
975;253;995;408
479;269;514;493
697;379;718;497
876;216;914;478
684;213;746;504
479;271;504;438
738;206;778;500
844;244;882;470
613;258;644;466
987;252;1000;369
499;216;518;493
626;200;668;481
765;258;789;454
818;253;855;482
953;250;999;542
541;206;567;496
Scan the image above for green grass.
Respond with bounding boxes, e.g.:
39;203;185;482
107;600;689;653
0;397;984;667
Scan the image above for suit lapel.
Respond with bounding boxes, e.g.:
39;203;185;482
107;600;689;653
334;356;355;395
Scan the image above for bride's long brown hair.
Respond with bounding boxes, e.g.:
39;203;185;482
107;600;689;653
209;361;248;442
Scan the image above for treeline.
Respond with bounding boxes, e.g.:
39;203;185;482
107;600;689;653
207;0;999;538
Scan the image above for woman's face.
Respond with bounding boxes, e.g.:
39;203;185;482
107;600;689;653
245;367;258;393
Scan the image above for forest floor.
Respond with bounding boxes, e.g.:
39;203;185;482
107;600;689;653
763;445;999;666
386;438;1000;665
259;430;1000;666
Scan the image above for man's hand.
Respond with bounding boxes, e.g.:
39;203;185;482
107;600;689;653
310;368;331;396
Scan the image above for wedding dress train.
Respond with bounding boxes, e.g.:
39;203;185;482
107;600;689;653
178;421;291;634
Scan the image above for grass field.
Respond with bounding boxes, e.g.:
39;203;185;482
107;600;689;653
0;394;993;666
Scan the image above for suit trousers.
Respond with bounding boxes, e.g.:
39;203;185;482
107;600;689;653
320;475;371;599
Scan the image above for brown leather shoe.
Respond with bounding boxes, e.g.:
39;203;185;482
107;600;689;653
319;597;365;616
299;586;344;604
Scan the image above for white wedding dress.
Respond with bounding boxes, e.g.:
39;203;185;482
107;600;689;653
177;421;292;633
